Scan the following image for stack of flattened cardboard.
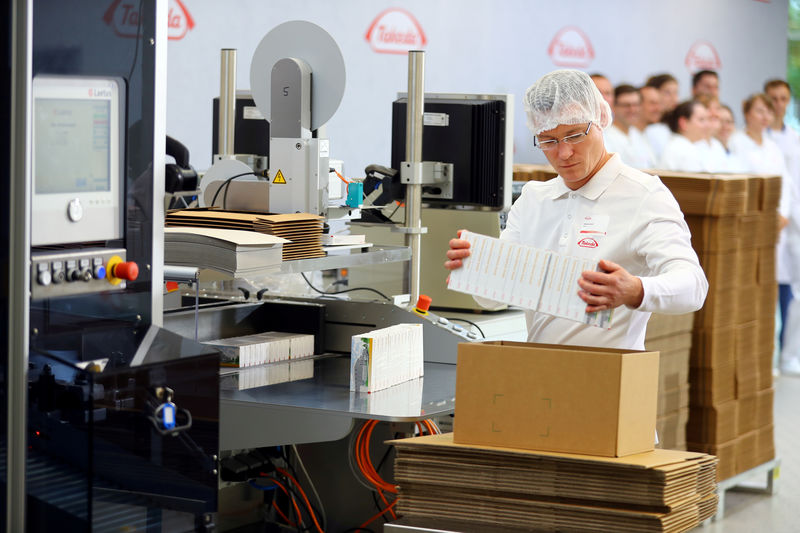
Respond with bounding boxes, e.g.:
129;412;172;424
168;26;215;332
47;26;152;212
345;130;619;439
657;172;779;481
165;208;324;260
392;433;718;532
646;313;695;451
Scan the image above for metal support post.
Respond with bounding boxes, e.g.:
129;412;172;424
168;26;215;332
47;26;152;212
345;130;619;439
218;49;237;157
404;51;425;305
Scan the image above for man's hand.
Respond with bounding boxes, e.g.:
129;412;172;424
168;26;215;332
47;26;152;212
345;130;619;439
577;259;644;312
445;230;471;270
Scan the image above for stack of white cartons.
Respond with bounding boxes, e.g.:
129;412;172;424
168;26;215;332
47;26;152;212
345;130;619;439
350;324;424;393
205;331;315;367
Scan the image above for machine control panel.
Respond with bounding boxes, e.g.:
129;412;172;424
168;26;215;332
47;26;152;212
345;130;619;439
30;247;136;300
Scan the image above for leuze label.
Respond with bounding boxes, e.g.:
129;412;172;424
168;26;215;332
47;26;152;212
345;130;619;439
365;8;427;54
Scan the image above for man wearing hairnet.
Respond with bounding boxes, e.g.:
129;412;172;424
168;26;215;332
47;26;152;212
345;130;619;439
445;70;708;350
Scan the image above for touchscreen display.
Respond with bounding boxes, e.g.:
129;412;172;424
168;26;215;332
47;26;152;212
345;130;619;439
34;98;111;194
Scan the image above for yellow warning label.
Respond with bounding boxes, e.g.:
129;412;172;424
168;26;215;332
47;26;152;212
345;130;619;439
273;169;287;184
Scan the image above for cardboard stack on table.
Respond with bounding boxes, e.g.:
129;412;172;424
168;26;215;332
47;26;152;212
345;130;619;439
645;313;695;451
656;171;779;482
391;341;718;532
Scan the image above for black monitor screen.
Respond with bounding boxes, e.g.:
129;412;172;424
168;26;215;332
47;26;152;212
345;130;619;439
391;96;507;208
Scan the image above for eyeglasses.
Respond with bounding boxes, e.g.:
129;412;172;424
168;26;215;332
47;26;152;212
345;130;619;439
534;122;593;151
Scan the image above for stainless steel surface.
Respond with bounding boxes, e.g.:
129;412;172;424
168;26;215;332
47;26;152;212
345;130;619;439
9;1;32;529
220;357;455;449
279;244;411;274
218;48;236;156
404;50;425;305
151;0;167;327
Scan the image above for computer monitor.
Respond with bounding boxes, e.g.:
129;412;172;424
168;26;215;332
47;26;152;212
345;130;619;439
391;93;513;209
31;75;125;246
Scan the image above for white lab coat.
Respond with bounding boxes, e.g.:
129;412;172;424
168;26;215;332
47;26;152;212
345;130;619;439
475;154;708;350
604;124;656;169
659;134;704;171
765;126;800;285
645;123;672;160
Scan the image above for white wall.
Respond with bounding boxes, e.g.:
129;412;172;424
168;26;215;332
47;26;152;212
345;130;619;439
165;0;788;174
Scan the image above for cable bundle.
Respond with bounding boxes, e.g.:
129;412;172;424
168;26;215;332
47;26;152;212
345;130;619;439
351;418;441;530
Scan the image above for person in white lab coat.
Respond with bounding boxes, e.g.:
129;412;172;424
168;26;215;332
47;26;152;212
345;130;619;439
644;74;679;160
604;84;656;168
658;100;709;171
445;70;708;350
729;92;794;366
763;80;800;370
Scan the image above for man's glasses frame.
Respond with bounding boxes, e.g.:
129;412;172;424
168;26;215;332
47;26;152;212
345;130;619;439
534;122;593;151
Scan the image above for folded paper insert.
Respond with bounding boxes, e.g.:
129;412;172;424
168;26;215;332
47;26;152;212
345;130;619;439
447;230;612;328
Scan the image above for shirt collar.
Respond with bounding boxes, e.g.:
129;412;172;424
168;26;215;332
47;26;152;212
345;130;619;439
547;153;622;200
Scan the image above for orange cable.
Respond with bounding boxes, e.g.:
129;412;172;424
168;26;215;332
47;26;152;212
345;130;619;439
275;467;325;533
336;170;350;184
261;477;304;529
271;501;295;527
360;420;398;520
359;499;398;529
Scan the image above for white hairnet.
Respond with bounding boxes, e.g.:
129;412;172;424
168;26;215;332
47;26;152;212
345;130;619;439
523;70;612;136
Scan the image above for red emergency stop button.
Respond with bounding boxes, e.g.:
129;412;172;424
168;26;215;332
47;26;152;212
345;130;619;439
414;294;432;315
112;261;139;281
106;255;138;286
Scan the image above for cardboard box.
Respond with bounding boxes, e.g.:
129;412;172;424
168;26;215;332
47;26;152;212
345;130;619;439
455;341;659;457
756;313;776;358
756;388;774;426
756;283;778;321
644;312;696;340
512;163;556;182
646;332;692;354
757;246;776;284
759;175;782;212
757;347;774;391
691;325;736;368
659;172;749;216
657;383;690;416
658;347;690;391
735;344;759;398
736;430;759;474
735;285;759;324
690;362;736;406
737;214;761;248
737;393;758;435
694;289;737;329
687;400;738;443
699;250;740;290
759;211;780;246
656;408;688;450
686;215;740;252
689;439;737;482
756;424;775;465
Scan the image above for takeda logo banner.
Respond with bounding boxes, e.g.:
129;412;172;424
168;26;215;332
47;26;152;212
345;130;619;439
548;26;594;68
103;0;195;40
365;8;427;54
685;40;721;72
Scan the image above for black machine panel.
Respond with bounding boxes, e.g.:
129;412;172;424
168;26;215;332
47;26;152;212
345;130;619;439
391;97;507;208
211;94;270;162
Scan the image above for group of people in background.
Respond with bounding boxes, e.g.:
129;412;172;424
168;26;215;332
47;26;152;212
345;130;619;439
588;70;800;373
